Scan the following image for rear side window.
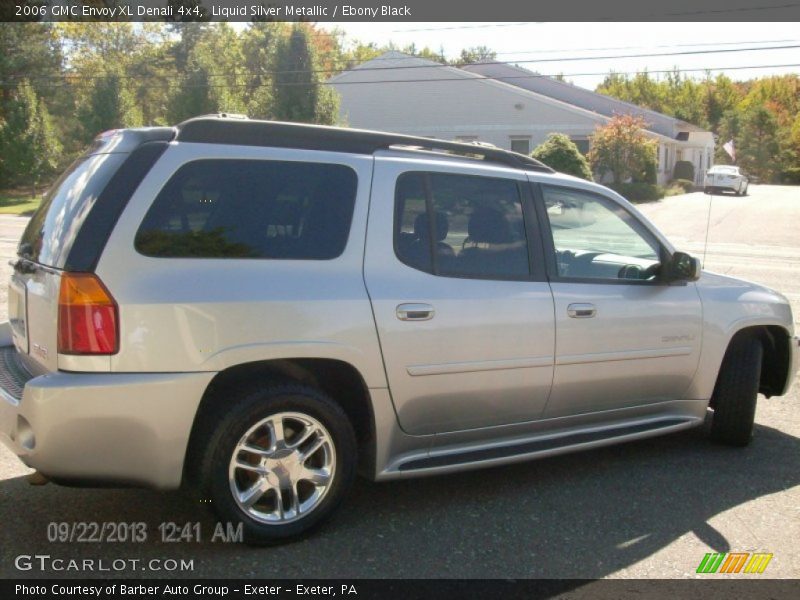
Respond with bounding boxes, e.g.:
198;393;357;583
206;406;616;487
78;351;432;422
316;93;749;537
135;160;358;260
395;172;530;279
19;152;127;268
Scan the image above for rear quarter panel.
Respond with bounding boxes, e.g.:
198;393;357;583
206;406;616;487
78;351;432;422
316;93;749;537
94;143;387;389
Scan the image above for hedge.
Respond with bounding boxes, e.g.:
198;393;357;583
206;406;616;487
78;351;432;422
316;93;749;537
607;182;664;202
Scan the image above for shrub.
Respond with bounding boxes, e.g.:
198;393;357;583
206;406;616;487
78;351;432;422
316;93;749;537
779;167;800;185
673;160;695;182
607;182;664;202
665;185;686;197
669;178;695;192
632;149;658;184
531;133;593;181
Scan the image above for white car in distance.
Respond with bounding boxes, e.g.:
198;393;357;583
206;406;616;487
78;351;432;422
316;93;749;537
704;165;749;195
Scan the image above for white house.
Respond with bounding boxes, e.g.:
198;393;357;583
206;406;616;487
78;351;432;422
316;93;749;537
329;52;715;186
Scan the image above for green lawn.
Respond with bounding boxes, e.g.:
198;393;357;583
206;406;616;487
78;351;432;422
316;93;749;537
0;190;43;215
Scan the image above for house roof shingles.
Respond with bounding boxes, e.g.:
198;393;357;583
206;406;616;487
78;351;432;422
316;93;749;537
462;61;705;139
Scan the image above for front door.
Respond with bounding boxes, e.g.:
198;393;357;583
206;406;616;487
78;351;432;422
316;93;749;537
364;158;555;435
535;183;703;418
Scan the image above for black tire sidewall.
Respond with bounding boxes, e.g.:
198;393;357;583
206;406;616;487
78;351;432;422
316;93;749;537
204;385;357;544
710;337;762;446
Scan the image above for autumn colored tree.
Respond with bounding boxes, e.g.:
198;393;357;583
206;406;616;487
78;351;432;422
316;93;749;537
588;115;657;184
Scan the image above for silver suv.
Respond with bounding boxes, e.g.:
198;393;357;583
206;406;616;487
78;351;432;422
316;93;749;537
1;116;797;543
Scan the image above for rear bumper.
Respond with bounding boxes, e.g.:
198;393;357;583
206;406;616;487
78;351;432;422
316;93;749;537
0;342;214;489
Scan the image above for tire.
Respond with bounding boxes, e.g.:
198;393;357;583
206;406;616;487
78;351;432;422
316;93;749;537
199;383;357;544
742;184;748;196
709;337;763;447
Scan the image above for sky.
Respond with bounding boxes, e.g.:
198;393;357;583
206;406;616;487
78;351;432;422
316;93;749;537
317;22;800;89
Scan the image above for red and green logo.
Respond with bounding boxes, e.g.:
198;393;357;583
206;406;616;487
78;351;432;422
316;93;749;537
696;552;773;574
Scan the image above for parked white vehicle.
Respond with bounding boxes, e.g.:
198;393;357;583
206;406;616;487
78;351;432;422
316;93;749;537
704;165;749;195
0;116;797;544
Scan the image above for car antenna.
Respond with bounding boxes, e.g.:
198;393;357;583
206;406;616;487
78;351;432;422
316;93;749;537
702;190;713;267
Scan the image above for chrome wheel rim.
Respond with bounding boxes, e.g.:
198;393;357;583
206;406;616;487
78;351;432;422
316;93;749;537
228;412;336;524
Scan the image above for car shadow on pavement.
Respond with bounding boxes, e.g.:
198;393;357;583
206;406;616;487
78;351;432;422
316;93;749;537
0;420;797;579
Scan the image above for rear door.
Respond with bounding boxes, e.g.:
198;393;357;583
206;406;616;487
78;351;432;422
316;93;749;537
364;157;555;435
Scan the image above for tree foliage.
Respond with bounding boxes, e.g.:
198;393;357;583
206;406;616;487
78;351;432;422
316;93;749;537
78;65;143;141
0;80;62;191
272;25;338;125
597;70;799;182
531;134;593;181
588;115;657;185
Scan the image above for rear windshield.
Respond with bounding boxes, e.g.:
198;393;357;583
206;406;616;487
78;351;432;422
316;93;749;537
18;152;127;268
134;159;358;260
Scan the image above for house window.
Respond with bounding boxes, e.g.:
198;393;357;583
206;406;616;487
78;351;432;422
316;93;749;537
572;139;590;156
510;138;531;155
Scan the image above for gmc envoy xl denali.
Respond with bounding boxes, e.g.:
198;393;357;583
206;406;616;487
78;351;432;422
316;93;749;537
1;115;797;543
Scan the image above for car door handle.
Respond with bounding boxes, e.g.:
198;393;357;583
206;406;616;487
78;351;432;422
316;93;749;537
567;303;596;318
396;303;435;321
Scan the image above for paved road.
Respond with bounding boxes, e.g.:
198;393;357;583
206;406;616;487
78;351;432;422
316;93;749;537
0;185;798;578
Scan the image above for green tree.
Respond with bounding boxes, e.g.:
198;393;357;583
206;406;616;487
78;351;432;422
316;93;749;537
168;24;246;123
588;115;657;185
457;46;496;65
0;23;62;110
531;133;593;181
272;25;339;124
0;80;62;194
78;66;143;141
737;106;780;181
241;22;286;119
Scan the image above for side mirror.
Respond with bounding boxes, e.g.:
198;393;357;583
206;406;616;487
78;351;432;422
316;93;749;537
666;251;701;282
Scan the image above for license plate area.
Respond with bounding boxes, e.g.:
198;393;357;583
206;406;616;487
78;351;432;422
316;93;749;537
8;275;28;354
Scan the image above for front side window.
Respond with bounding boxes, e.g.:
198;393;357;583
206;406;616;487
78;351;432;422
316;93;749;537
135;159;357;259
395;172;530;280
541;185;661;281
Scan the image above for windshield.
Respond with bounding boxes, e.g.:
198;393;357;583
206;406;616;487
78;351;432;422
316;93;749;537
18;152;127;268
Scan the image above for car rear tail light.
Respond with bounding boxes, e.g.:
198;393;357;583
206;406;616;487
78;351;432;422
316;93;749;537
57;273;118;355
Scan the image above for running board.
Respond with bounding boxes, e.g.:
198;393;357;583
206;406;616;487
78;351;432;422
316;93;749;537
397;417;697;472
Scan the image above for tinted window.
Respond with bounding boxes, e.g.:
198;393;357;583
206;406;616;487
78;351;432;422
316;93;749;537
542;186;661;281
135;160;357;259
395;172;530;279
19;152;127;268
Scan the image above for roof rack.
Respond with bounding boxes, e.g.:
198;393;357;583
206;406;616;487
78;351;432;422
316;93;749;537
175;115;554;173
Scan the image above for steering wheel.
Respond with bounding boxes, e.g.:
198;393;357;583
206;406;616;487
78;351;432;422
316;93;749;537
618;263;661;281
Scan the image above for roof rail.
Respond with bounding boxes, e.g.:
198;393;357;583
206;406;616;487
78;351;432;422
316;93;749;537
175;115;554;173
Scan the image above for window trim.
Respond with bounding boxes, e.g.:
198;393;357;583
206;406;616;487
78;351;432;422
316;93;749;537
532;182;673;286
392;170;546;283
133;158;358;261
